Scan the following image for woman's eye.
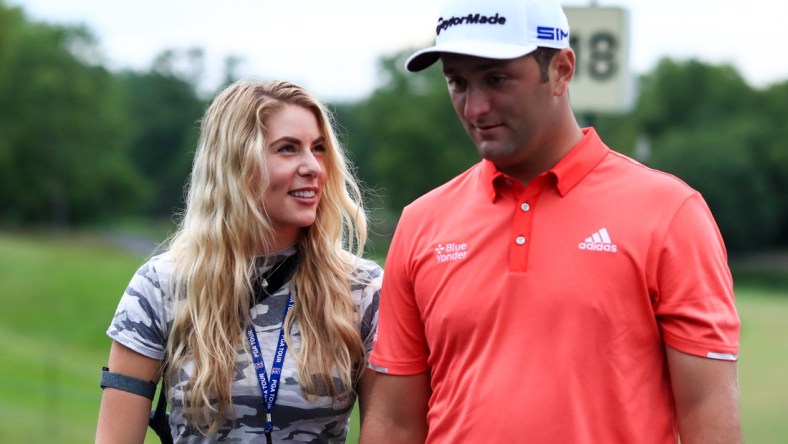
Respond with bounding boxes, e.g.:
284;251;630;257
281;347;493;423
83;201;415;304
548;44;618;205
312;144;326;153
277;144;296;153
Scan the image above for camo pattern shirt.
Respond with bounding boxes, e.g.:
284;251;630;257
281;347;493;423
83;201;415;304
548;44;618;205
107;247;382;443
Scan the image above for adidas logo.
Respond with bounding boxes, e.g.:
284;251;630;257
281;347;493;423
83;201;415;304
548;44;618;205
578;228;618;253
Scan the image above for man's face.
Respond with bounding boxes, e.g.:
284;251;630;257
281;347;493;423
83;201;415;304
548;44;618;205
441;52;561;181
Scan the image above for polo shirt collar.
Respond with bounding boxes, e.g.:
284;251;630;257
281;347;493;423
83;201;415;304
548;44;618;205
482;127;609;201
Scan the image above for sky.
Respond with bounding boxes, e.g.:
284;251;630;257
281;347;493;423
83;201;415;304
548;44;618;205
8;0;788;102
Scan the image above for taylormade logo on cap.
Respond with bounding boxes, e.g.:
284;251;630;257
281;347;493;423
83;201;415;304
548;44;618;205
436;13;508;36
405;0;570;72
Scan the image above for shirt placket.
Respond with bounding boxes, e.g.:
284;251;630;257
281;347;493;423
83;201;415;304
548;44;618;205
508;176;548;272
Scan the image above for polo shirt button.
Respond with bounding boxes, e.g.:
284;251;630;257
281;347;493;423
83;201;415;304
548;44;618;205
521;203;530;212
505;179;513;186
515;236;526;245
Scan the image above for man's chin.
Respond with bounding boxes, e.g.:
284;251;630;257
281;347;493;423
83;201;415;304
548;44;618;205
476;142;506;159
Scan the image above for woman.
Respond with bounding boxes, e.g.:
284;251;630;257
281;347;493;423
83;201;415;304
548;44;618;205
96;80;381;443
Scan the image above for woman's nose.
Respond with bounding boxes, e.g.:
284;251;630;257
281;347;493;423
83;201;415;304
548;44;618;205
298;151;322;177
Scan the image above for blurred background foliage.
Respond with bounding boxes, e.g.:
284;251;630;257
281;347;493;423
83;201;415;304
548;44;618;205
2;1;788;257
1;1;787;442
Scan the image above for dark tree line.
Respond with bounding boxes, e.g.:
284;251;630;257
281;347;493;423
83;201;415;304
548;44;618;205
0;2;216;227
2;1;787;255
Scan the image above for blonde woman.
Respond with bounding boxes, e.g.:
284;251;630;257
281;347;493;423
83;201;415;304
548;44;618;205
96;80;382;443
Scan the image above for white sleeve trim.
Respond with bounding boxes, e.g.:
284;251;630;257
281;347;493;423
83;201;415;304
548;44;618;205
706;352;738;361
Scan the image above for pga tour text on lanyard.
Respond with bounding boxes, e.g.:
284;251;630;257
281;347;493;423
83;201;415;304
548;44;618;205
246;295;294;444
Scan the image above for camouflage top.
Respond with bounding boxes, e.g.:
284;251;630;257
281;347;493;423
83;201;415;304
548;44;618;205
107;247;382;443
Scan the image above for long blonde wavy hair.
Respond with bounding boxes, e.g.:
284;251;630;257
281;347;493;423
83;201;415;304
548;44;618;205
165;79;368;434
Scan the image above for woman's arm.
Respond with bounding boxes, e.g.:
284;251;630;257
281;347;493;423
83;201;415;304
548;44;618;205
95;341;162;444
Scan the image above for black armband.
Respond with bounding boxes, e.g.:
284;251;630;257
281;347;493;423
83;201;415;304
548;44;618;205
100;366;157;400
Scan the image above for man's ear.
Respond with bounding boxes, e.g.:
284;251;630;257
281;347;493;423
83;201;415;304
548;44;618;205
551;48;575;96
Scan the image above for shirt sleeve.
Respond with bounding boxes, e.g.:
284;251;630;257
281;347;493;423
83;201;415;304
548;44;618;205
106;255;172;360
368;211;431;375
353;258;383;355
654;193;740;360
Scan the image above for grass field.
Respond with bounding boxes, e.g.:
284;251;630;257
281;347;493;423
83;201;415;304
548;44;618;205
1;232;786;443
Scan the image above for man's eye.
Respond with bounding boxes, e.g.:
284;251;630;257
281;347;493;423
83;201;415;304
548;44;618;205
446;77;466;90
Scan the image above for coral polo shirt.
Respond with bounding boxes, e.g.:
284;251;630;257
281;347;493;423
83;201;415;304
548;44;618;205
369;128;739;443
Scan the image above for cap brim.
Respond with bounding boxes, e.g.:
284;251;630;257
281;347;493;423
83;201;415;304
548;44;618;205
405;40;539;72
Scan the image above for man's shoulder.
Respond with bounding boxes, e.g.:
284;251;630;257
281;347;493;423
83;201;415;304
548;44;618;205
603;150;698;197
406;162;484;211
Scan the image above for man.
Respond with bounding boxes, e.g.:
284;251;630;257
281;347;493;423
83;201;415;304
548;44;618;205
360;0;742;443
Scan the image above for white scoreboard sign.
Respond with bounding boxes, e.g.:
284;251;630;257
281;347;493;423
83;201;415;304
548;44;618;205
564;6;634;114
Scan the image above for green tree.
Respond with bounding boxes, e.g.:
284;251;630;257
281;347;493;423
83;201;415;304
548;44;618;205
648;119;780;252
0;3;147;226
115;52;207;217
636;58;755;137
751;81;788;244
345;50;476;215
635;58;780;253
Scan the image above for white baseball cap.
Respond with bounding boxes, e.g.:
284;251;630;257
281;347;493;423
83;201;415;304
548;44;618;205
405;0;571;72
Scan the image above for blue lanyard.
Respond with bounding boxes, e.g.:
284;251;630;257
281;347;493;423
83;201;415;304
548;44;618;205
246;294;294;435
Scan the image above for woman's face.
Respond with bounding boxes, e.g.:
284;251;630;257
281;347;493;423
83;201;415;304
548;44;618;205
263;103;327;248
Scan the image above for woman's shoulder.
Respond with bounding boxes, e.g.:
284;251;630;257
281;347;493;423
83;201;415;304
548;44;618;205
348;255;383;284
139;251;174;276
128;252;176;297
347;255;382;306
145;251;175;271
347;256;381;343
353;255;382;273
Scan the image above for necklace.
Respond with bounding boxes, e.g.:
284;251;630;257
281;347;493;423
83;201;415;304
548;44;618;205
261;260;286;291
254;253;300;304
